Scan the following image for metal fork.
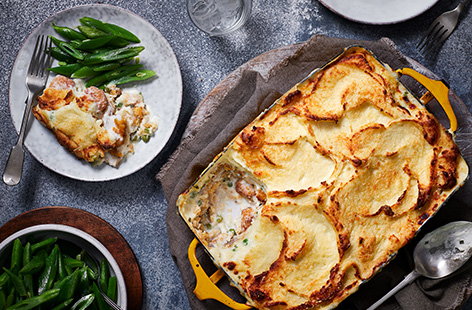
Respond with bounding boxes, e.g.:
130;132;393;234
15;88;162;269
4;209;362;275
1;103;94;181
3;35;52;186
87;255;124;310
417;0;471;55
99;288;123;310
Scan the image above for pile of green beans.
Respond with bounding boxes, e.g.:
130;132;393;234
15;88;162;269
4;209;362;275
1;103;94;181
48;17;156;88
0;238;117;310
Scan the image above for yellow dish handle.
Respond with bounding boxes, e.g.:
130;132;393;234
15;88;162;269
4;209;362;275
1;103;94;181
188;238;252;310
396;68;457;132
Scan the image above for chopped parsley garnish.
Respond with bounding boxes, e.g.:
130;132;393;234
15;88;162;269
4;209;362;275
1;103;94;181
189;191;197;199
228;228;236;235
216;215;223;223
115;102;123;108
197;200;202;206
243;239;248;246
204;223;212;230
232;245;238;252
227;181;233;187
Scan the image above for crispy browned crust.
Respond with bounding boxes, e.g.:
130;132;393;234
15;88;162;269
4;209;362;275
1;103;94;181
178;47;468;310
37;88;74;111
33;76;106;163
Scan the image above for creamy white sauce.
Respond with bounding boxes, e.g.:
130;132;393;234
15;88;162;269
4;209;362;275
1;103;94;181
201;171;264;246
71;79;86;98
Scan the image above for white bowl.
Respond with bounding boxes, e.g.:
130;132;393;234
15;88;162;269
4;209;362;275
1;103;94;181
0;224;127;308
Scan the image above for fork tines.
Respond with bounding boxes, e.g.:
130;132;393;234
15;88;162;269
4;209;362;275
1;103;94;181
28;35;53;78
416;1;467;56
417;20;452;55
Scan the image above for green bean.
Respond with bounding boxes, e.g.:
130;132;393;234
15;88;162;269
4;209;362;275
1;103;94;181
82;46;144;65
75;36;114;50
99;260;108;293
10;239;23;273
119;56;137;64
54;269;79;303
92;62;120;72
31;238;57;254
49;36;86;60
80;17;140;43
78;267;90;295
0;272;9;289
106;276;117;302
22;243;30;268
48;63;83;77
23;274;33;298
91;283;107;310
79;17;110;32
86;267;97;281
76;250;86;262
49;35;65;48
48;47;76;63
69;40;83;49
52;23;87;40
2;269;26;297
5;288;14;308
0;290;5;310
105;23;140;43
22;243;33;298
109;37;130;48
37;245;59;295
51;298;73;310
6;288;60;310
107;69;156;86
86;64;143;87
71;66;99;79
71;293;95;310
64;264;73;276
50;36;81;50
19;252;46;275
90;47;115;54
57;252;66;280
58;42;87;60
64;257;84;269
78;25;108;39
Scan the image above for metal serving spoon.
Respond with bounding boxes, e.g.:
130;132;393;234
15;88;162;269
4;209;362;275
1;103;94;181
367;221;472;310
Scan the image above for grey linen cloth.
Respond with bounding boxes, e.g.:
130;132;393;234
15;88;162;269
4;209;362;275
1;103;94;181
157;35;472;310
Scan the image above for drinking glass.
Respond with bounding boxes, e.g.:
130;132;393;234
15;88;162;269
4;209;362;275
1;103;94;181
187;0;252;36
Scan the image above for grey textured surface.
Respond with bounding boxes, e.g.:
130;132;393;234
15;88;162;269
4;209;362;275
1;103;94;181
0;1;471;309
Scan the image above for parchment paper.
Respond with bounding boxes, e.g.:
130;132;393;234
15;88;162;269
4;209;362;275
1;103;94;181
158;35;472;310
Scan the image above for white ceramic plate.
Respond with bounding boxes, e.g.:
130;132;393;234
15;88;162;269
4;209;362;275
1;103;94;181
318;0;439;24
9;4;182;182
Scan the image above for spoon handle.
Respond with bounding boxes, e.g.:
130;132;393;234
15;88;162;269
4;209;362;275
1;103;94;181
366;270;420;310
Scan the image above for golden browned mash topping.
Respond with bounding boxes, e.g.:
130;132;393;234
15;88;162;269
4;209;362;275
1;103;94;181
178;47;468;310
33;75;158;167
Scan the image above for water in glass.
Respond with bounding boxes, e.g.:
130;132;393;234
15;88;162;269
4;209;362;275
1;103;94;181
187;0;252;36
